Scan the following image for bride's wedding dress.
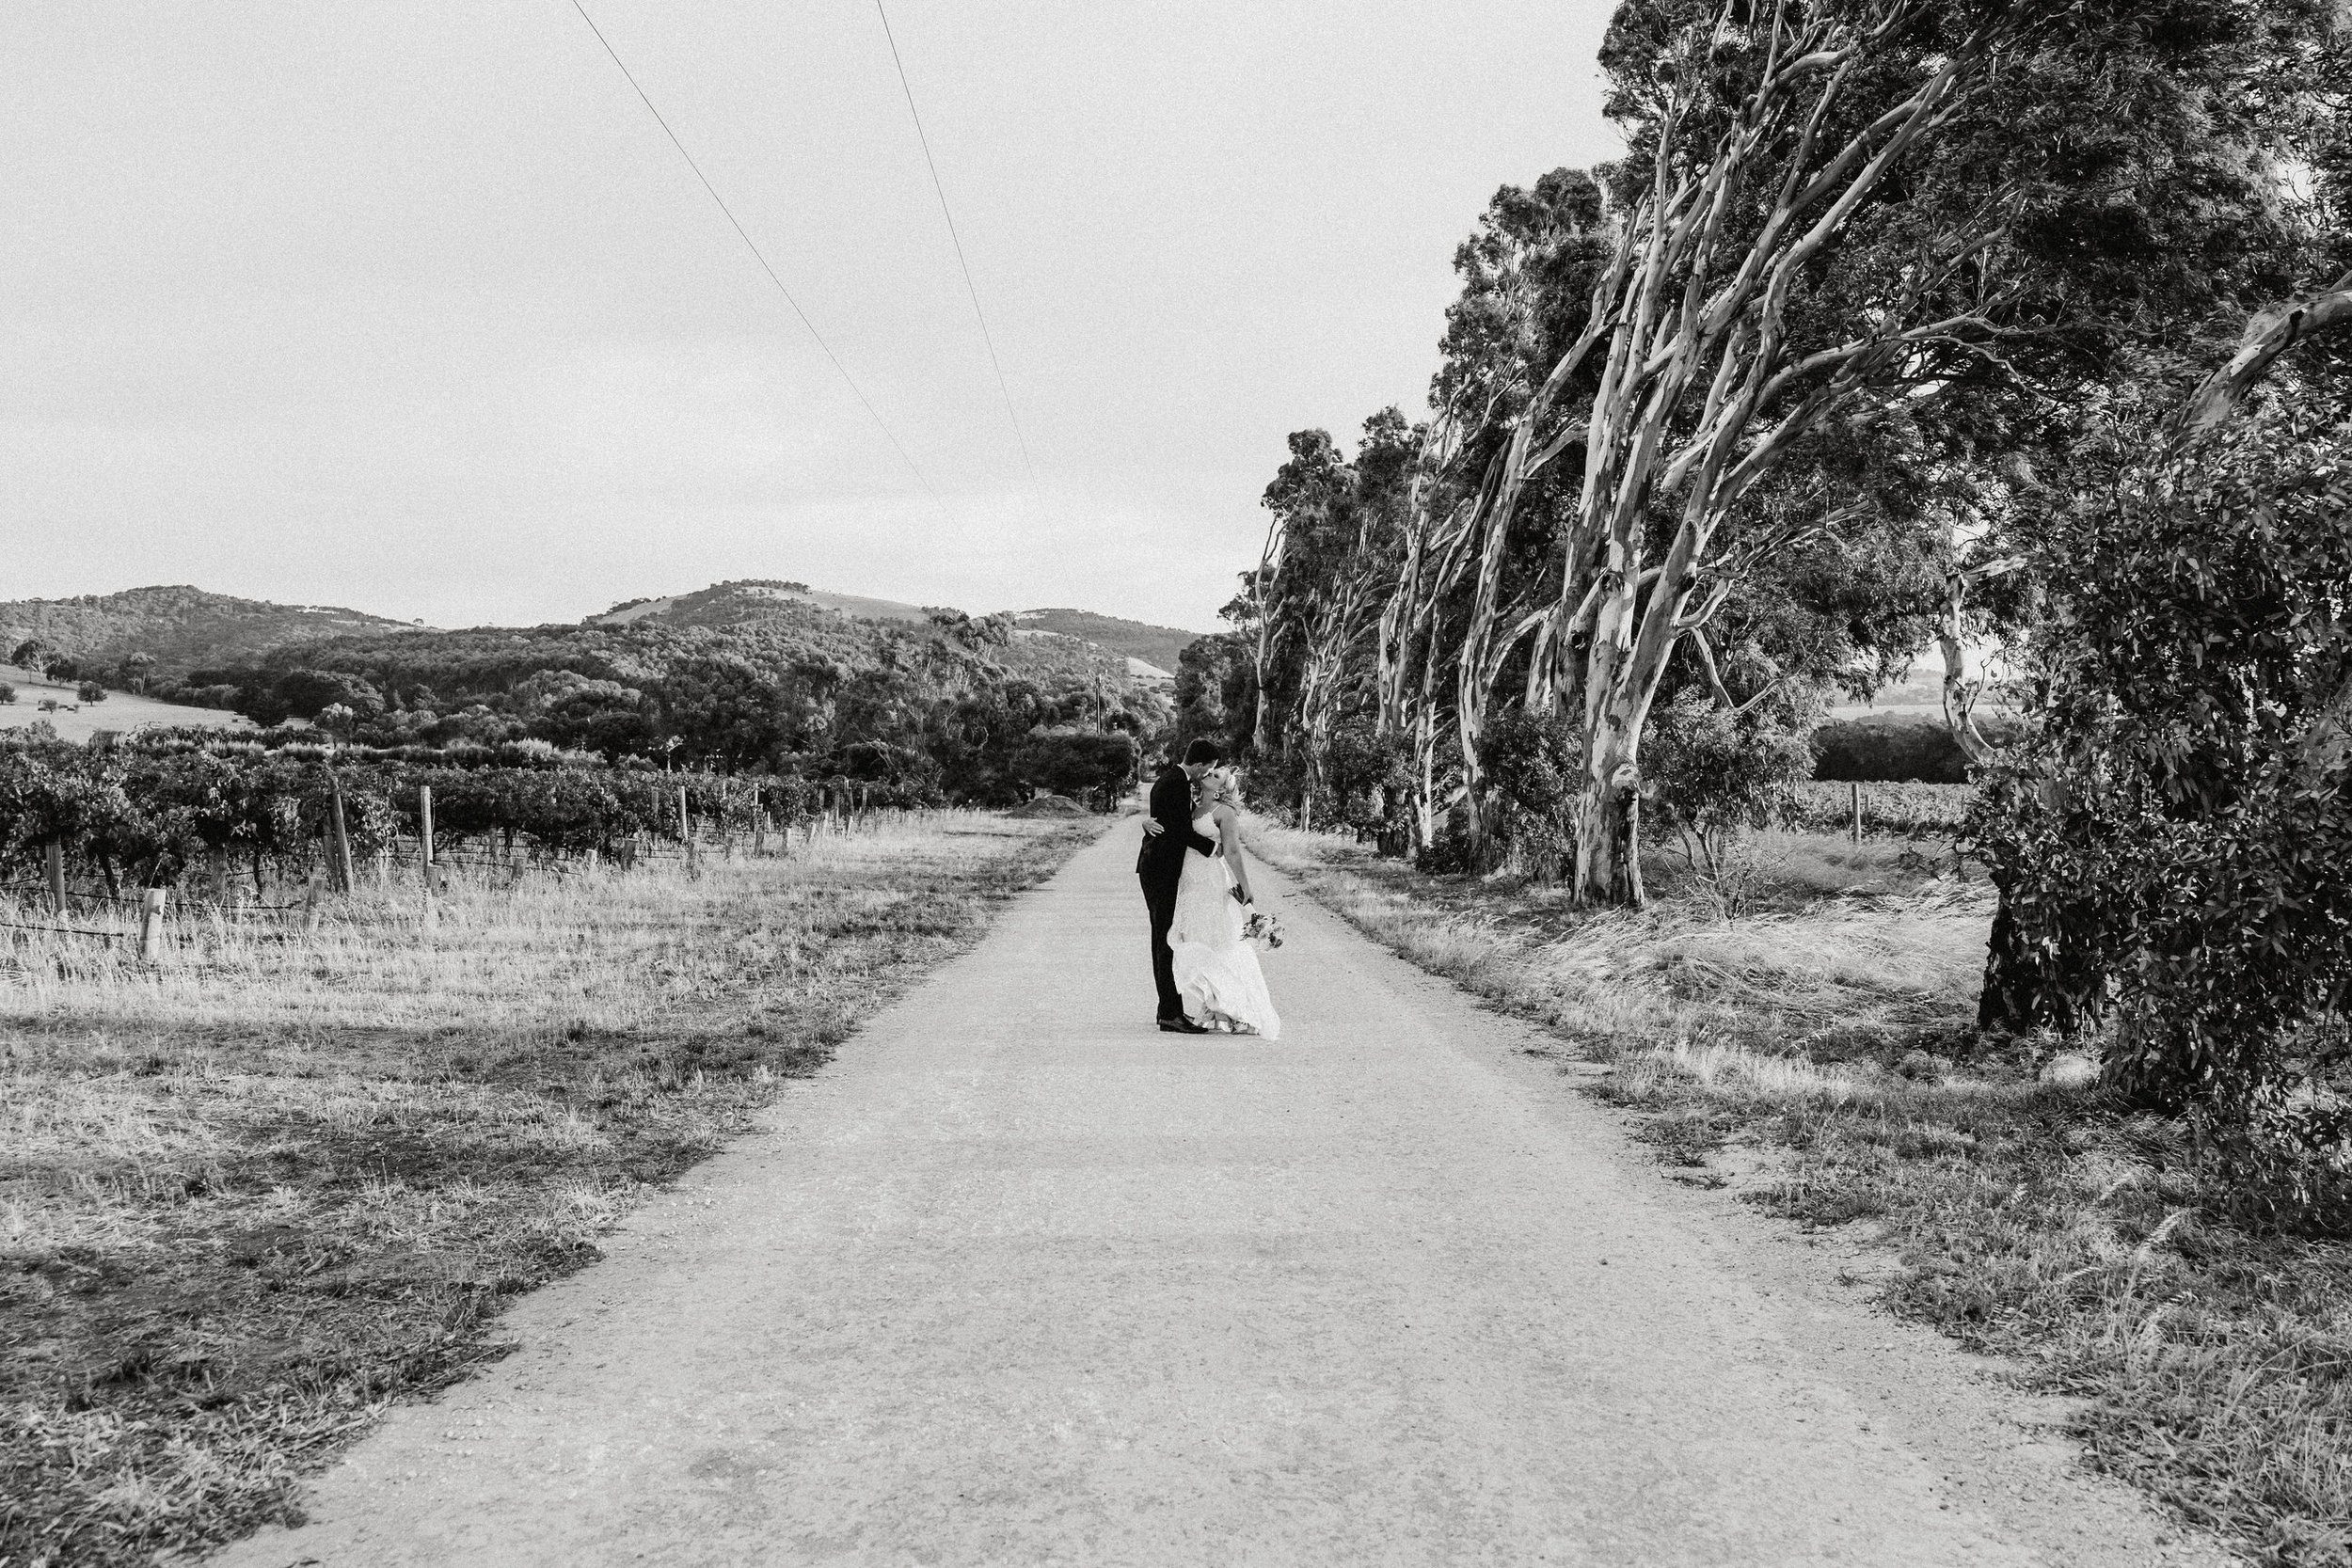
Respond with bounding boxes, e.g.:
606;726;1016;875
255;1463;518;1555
1168;813;1281;1038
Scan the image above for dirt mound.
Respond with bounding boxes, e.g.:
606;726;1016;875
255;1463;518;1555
1006;795;1093;819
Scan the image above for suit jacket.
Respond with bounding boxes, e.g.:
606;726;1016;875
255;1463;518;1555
1136;764;1217;886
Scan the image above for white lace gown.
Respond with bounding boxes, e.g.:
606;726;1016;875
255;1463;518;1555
1167;813;1282;1039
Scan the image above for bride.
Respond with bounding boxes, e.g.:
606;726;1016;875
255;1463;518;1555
1167;769;1281;1038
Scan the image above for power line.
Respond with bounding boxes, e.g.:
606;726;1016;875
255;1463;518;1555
871;0;1039;487
567;0;940;502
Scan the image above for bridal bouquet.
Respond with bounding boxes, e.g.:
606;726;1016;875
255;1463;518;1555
1241;909;1286;949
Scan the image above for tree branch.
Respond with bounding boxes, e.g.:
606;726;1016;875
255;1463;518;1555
2166;270;2352;448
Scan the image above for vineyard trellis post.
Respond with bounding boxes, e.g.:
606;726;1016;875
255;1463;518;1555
420;784;438;894
137;888;163;963
326;771;356;895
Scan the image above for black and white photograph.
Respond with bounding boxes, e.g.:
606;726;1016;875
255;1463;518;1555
6;2;2351;1563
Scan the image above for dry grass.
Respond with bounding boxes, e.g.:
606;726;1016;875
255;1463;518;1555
1252;819;2352;1568
0;813;1094;1568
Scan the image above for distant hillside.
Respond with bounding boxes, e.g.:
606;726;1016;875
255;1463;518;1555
161;578;1169;791
594;589;1203;682
1011;610;1206;679
592;581;1129;686
0;586;417;680
592;581;933;630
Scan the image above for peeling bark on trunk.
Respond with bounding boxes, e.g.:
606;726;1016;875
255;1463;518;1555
1937;611;1995;768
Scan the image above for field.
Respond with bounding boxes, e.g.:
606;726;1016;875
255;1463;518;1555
0;674;249;744
0;812;1095;1567
1249;822;2352;1566
1788;780;1973;839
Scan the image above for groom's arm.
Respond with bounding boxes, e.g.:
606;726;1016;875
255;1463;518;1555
1150;774;1217;855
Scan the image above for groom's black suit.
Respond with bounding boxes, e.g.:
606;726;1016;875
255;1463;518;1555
1138;762;1218;1021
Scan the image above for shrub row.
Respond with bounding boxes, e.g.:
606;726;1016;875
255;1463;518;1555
1807;718;2010;783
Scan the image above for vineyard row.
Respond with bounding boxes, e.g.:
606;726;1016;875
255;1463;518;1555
0;737;930;904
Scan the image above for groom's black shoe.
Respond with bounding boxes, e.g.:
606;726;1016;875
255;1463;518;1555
1158;1015;1208;1034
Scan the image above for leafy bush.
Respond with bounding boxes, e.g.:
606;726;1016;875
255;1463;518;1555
75;681;106;705
1318;722;1414;845
1646;690;1815;897
0;682;14;705
1012;729;1136;804
1482;711;1580;879
1971;397;2352;1158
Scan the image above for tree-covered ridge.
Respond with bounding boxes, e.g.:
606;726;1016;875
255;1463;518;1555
0;584;415;680
1013;609;1204;675
143;582;1162;805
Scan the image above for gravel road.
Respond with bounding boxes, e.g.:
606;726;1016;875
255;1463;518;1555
215;820;2221;1567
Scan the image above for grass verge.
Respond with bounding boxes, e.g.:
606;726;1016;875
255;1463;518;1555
1251;820;2351;1568
1;813;1094;1568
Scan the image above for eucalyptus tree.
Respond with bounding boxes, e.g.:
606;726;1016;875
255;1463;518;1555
1474;0;2330;903
1246;414;1418;826
1375;169;1612;860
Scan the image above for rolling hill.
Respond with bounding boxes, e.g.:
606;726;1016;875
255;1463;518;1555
599;592;1208;679
4;581;1193;727
1010;610;1207;679
0;586;418;680
594;581;935;629
583;581;1128;688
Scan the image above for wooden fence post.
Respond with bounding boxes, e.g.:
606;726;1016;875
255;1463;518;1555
1849;781;1863;843
420;784;437;893
302;870;325;933
45;841;65;914
327;773;357;894
137;887;165;963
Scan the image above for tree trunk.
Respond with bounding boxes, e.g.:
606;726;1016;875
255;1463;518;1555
1570;511;1701;905
1936;613;1995;768
1411;699;1438;858
1571;743;1644;907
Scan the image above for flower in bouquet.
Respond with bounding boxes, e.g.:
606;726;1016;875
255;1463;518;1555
1241;909;1286;949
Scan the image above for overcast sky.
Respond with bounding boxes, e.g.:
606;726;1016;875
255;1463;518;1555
2;2;1620;633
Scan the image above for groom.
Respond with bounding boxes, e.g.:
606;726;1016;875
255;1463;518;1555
1137;738;1222;1033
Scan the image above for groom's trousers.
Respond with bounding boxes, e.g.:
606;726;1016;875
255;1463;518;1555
1141;872;1184;1020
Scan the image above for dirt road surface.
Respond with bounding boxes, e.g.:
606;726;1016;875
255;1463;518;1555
216;821;2220;1567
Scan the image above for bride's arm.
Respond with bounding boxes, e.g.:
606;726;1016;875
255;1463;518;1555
1216;807;1254;903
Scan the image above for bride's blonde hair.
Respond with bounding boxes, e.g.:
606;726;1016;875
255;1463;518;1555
1199;768;1238;807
